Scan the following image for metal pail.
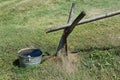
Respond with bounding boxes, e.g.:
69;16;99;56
18;48;42;67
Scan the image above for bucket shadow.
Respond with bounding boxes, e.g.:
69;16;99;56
13;59;20;67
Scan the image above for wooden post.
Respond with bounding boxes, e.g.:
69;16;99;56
56;11;86;56
56;3;76;56
66;11;86;36
46;10;120;33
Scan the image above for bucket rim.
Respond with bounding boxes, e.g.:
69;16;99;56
18;48;42;58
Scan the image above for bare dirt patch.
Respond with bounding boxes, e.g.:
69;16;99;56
46;53;79;74
62;53;79;74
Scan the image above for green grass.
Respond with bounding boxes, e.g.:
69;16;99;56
0;0;120;80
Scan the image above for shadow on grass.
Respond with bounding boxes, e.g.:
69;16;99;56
72;46;120;53
13;59;20;67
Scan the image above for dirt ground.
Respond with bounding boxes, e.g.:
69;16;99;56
45;52;80;74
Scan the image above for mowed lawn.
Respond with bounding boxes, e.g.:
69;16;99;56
0;0;120;80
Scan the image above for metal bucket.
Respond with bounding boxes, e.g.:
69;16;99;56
18;48;42;67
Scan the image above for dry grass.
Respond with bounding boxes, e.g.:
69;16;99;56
45;53;79;74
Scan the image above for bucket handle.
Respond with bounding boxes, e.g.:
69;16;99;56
27;55;31;62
